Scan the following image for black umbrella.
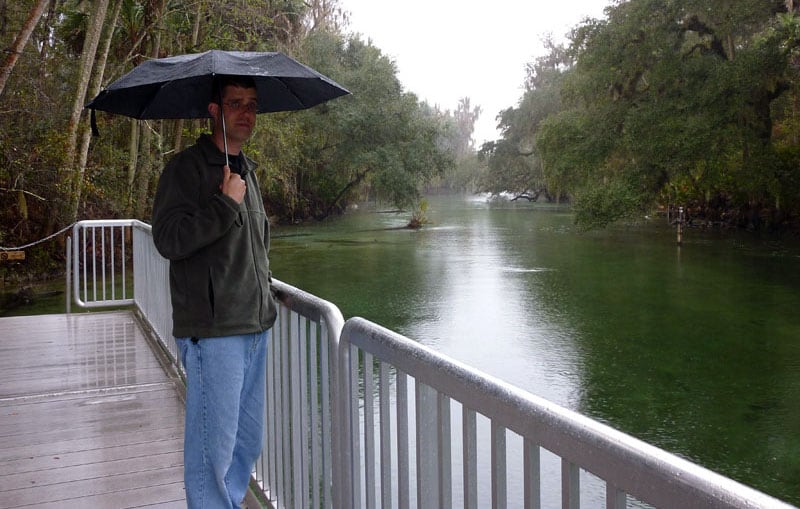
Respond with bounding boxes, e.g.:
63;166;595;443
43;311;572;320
85;50;350;162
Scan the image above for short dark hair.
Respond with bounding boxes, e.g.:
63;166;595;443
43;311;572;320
211;75;257;103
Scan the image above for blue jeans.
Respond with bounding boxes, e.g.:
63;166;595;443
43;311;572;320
177;330;269;509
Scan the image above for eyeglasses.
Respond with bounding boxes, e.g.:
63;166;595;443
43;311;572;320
223;100;258;113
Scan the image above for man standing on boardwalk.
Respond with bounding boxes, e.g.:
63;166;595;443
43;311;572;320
151;75;277;509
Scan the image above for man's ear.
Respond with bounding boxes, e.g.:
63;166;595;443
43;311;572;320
208;102;219;118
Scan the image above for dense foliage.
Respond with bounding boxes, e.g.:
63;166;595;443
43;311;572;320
0;0;473;274
482;0;800;230
6;0;799;280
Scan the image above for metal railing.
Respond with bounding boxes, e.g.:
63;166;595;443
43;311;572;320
68;219;138;310
255;279;344;509
67;220;346;509
66;219;796;509
336;318;795;509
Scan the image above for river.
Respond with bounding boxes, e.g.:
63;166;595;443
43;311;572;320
269;194;800;506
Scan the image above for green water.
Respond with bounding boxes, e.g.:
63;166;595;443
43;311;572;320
270;194;800;505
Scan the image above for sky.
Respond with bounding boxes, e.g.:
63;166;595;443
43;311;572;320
337;1;611;145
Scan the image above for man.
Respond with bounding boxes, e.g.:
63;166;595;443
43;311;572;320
152;75;277;509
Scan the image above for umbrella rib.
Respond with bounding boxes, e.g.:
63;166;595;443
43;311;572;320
270;77;307;111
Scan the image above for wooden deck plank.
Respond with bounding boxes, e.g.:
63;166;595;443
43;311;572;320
0;313;169;400
0;437;183;478
0;466;184;508
0;448;182;487
0;423;182;465
0;311;187;508
8;481;186;509
0;388;183;440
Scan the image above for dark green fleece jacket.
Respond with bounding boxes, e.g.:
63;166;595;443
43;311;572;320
151;134;277;339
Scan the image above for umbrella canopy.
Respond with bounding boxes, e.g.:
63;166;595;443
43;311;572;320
85;49;350;119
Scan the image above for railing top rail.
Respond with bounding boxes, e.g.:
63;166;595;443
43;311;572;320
340;316;794;509
272;278;344;337
74;219;151;230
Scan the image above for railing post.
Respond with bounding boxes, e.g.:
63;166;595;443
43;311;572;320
491;422;507;509
416;382;440;509
65;236;71;314
562;460;580;509
335;336;354;508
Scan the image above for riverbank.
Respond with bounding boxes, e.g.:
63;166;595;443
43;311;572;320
0;280;66;317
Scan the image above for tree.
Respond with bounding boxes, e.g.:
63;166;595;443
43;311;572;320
429;101;484;194
61;0;111;223
531;0;800;228
257;32;453;221
0;0;50;98
73;0;124;220
452;97;481;158
481;37;572;201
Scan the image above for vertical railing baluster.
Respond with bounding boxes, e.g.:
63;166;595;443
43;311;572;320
100;226;107;301
438;394;452;509
122;225;127;299
110;226;115;301
81;227;88;304
524;438;541;509
396;371;409;509
379;361;392;509
321;323;332;508
416;382;439;509
262;312;281;499
364;352;376;509
606;485;626;509
309;323;321;509
278;309;292;507
92;226;97;302
350;346;361;509
291;311;303;509
273;319;281;504
491;421;507;509
462;407;478;509
290;310;300;508
562;460;579;509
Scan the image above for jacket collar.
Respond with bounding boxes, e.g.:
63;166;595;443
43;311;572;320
196;134;257;177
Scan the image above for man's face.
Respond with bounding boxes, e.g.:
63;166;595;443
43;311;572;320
218;85;258;145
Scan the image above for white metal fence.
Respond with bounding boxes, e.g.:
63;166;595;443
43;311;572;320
336;318;795;509
67;219;796;509
67;220;346;509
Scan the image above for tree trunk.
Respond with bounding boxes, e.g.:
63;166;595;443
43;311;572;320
191;0;203;48
133;0;167;219
172;0;205;154
73;0;124;218
63;0;111;223
125;120;139;216
325;167;372;218
0;0;50;98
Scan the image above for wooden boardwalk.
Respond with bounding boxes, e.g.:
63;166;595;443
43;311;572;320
0;311;186;508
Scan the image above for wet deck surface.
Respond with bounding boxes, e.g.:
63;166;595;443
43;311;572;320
0;311;186;508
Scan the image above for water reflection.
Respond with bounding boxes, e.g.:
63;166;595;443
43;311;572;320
401;198;583;411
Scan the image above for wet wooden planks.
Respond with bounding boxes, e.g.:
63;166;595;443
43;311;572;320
0;311;186;508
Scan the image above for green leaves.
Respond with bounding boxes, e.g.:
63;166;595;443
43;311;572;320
487;0;800;229
256;31;454;220
573;177;647;230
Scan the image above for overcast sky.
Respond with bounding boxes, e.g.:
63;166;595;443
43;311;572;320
338;1;611;145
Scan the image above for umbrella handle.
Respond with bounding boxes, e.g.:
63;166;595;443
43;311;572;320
215;74;230;168
221;108;230;168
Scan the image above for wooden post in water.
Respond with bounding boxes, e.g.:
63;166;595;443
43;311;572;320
677;206;684;245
